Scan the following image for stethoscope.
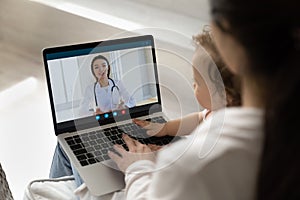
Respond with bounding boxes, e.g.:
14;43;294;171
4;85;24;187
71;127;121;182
93;78;121;107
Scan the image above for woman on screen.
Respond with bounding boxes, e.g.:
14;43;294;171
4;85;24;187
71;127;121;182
79;55;136;117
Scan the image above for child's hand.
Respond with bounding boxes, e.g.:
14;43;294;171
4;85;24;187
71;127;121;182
133;119;167;137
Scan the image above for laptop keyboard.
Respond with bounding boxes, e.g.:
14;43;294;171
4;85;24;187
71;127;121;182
64;116;180;167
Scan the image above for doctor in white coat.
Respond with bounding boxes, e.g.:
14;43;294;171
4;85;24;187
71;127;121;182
79;55;136;117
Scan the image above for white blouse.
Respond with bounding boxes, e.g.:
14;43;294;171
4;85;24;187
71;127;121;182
125;107;264;200
79;79;136;117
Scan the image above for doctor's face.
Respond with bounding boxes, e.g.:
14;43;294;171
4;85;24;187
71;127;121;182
92;58;109;80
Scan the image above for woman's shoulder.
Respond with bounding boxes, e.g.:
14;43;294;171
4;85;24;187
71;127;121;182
156;107;264;170
215;107;263;118
212;107;264;132
201;107;264;143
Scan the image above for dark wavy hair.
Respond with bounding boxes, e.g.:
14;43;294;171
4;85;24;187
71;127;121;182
210;0;300;199
193;26;241;107
90;55;111;81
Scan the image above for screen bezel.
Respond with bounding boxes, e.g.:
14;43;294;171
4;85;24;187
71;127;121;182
43;35;162;135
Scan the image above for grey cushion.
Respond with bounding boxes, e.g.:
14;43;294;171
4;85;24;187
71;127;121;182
0;163;14;200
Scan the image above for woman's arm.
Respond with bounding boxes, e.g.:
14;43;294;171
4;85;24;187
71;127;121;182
110;132;208;200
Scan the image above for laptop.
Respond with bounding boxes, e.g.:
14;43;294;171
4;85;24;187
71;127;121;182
43;35;179;196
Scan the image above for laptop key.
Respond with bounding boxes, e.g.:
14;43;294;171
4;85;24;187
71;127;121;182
88;158;96;164
70;144;82;150
81;136;90;142
94;151;102;157
73;135;80;139
82;142;90;148
96;138;104;144
103;129;111;134
89;135;97;140
74;138;82;144
74;148;87;155
95;156;104;162
86;146;94;153
111;135;118;140
115;139;123;145
76;154;87;161
96;132;104;139
80;160;89;166
86;153;94;158
65;136;73;141
102;143;109;148
101;149;108;154
103;154;110;160
67;140;75;146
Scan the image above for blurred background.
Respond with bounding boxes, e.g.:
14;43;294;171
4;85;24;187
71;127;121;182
0;0;209;199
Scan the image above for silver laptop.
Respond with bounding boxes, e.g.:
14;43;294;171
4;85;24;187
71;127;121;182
43;35;179;196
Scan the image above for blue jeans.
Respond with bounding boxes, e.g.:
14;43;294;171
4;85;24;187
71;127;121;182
49;142;83;187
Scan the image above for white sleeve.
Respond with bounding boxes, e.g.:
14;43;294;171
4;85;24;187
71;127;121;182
124;142;196;200
117;80;136;108
124;139;211;200
125;160;155;199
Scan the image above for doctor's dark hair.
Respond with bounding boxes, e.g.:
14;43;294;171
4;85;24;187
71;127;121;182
90;55;111;80
210;0;300;199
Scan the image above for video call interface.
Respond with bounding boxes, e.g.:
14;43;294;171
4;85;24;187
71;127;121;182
46;39;159;123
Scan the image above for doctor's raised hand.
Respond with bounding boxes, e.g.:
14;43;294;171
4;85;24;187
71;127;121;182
94;107;112;115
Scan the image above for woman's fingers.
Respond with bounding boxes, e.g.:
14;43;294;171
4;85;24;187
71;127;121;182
148;144;162;152
112;144;127;155
108;144;129;163
122;134;137;152
134;140;146;152
108;138;156;173
108;150;121;163
122;134;147;153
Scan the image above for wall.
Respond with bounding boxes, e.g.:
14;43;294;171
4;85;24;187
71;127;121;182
132;0;210;21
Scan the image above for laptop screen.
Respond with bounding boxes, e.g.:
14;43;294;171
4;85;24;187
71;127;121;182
43;35;162;135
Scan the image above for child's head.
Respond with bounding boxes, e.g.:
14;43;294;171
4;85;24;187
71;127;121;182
192;26;241;110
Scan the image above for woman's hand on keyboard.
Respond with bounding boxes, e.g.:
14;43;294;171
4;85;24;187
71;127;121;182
108;134;156;173
133;119;167;137
148;144;162;152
